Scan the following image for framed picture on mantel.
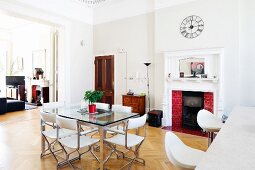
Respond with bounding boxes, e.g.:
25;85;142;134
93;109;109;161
191;62;204;75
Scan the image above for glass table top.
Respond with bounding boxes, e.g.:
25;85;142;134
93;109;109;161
43;105;139;126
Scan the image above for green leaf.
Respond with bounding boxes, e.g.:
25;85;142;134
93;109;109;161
84;90;104;105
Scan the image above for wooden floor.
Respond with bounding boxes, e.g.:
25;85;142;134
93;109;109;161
0;109;208;170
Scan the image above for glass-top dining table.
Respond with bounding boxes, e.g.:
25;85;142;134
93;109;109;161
42;105;139;169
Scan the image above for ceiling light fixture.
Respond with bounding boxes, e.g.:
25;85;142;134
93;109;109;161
75;0;107;7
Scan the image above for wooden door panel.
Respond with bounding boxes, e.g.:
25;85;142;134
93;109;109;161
95;55;114;106
105;59;113;90
97;60;103;90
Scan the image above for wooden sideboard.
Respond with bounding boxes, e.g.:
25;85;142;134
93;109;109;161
122;95;146;115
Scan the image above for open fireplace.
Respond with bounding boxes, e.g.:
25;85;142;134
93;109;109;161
182;91;204;129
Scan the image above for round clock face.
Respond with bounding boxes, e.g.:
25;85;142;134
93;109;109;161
180;15;204;39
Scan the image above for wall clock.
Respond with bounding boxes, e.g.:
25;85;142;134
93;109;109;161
180;15;204;39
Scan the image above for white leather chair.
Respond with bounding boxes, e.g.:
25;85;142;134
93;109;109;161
197;109;223;146
112;104;132;113
165;132;204;170
40;111;76;162
104;114;147;169
94;102;110;111
56;115;100;169
42;101;65;110
40;101;96;161
107;105;132;134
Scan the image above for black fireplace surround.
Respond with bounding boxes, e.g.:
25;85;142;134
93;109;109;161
182;91;204;129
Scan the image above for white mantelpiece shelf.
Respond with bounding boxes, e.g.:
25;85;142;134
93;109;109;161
166;77;218;83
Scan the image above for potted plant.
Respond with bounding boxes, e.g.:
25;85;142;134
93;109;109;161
84;90;103;113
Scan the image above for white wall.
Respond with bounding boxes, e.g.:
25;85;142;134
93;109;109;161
154;0;240;114
239;0;255;106
69;21;94;104
0;30;11;97
0;41;8;97
94;0;249;115
11;23;51;78
94;13;155;108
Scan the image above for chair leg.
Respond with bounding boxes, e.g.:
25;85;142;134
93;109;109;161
208;132;215;146
90;147;100;163
41;136;60;163
57;143;81;170
103;144;115;164
121;141;145;169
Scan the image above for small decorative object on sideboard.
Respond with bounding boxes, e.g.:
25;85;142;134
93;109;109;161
126;89;134;95
180;72;184;78
84;90;103;114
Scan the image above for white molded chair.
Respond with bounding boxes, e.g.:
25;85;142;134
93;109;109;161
165;132;204;170
56;115;100;169
94;102;110;111
197;109;223;146
104;114;147;169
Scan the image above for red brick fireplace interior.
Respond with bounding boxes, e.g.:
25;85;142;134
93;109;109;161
172;90;214;130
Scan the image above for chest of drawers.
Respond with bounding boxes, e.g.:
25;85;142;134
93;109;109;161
122;95;145;115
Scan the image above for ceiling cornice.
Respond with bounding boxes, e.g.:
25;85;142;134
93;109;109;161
93;0;198;25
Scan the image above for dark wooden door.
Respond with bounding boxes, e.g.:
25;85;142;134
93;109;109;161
95;55;114;106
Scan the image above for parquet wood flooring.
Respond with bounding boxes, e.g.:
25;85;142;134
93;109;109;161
0;109;207;170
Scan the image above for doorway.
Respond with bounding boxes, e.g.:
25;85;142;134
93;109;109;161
0;12;60;104
95;55;114;106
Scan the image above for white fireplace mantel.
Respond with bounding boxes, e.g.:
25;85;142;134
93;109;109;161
162;48;225;126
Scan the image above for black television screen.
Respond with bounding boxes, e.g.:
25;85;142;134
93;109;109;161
6;76;25;86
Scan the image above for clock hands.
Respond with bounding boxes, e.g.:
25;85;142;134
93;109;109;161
180;15;204;39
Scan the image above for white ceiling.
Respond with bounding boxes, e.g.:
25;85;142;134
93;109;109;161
0;0;198;27
74;0;197;9
93;0;197;24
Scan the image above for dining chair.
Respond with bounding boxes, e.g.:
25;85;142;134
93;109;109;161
197;109;223;146
94;102;110;111
42;101;65;110
165;132;204;170
40;111;76;161
112;104;132;113
40;101;96;161
104;114;147;169
107;105;132;134
56;115;100;169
